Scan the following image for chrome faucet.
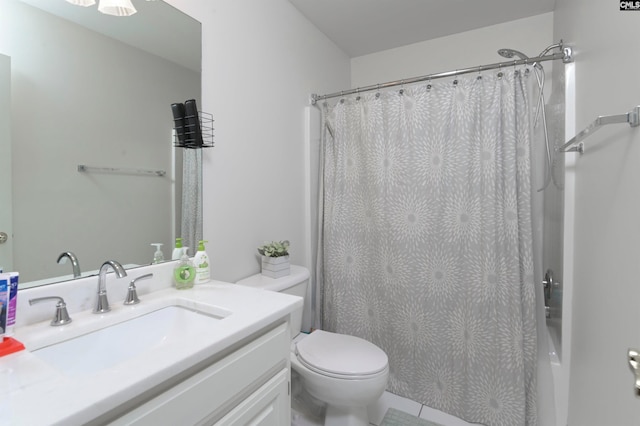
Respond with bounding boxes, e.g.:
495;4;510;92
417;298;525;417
57;251;81;278
94;260;127;314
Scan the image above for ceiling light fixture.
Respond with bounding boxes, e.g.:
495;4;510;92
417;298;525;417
66;0;96;6
65;0;142;17
97;0;137;16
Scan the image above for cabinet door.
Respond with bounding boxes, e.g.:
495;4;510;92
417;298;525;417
110;323;289;425
212;369;289;426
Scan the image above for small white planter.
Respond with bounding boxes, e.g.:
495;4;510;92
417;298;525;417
261;255;290;278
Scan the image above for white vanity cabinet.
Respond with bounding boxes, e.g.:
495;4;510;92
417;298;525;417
9;279;303;425
109;322;291;426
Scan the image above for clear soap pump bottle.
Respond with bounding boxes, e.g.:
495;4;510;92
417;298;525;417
151;243;164;264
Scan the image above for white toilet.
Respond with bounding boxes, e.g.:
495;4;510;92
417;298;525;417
236;265;389;426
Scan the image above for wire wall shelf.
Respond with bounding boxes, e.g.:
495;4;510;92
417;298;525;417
173;111;214;149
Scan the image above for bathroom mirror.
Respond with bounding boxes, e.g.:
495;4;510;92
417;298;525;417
0;0;201;288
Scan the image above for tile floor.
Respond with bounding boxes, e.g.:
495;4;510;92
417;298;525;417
292;389;476;426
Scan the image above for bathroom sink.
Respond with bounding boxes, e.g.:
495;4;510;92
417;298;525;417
33;305;223;377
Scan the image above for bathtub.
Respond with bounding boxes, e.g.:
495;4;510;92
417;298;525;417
547;325;567;426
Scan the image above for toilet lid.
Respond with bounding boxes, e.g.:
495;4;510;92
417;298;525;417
295;330;388;378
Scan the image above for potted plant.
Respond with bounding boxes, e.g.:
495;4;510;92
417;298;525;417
258;240;290;278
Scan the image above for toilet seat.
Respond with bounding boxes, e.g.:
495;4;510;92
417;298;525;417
295;330;388;380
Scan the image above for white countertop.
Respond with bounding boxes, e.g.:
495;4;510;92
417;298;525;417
0;280;302;425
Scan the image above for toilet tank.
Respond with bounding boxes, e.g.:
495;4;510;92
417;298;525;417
235;265;310;335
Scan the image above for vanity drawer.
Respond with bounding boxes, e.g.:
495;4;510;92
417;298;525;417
110;322;290;425
213;369;289;426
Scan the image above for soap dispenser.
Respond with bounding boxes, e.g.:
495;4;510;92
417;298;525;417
151;243;164;264
193;240;210;284
173;248;195;289
171;238;184;260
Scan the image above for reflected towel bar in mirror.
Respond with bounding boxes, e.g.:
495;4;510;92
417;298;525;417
77;165;166;177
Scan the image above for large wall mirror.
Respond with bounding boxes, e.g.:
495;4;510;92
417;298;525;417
0;0;202;288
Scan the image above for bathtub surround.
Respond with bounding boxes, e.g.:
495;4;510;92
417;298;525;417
318;69;540;425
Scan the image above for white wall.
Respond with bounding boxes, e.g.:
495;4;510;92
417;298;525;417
554;0;640;424
164;0;350;282
351;13;553;88
0;0;199;282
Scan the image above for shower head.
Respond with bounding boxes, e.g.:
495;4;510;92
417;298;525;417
497;48;544;70
497;48;530;60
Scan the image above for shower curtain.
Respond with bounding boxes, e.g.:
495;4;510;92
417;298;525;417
317;69;539;426
181;148;203;252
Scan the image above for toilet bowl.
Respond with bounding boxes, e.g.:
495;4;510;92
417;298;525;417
292;330;388;426
236;265;389;426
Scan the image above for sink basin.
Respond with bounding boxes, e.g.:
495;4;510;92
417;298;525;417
33;306;223;377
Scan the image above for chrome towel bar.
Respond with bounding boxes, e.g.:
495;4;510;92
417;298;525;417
559;105;640;154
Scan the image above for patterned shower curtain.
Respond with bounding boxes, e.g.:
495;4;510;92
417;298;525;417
318;69;538;426
181;148;203;252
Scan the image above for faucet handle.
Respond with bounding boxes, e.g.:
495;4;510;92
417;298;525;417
29;296;72;326
124;273;153;305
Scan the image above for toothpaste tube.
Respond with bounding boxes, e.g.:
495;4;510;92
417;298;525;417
0;275;6;338
1;273;18;336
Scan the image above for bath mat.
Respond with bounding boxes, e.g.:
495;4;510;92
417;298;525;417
380;408;444;426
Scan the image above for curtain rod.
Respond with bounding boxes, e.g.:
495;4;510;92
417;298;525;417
311;44;573;105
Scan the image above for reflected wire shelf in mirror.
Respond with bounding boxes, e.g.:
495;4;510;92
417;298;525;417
174;111;214;149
